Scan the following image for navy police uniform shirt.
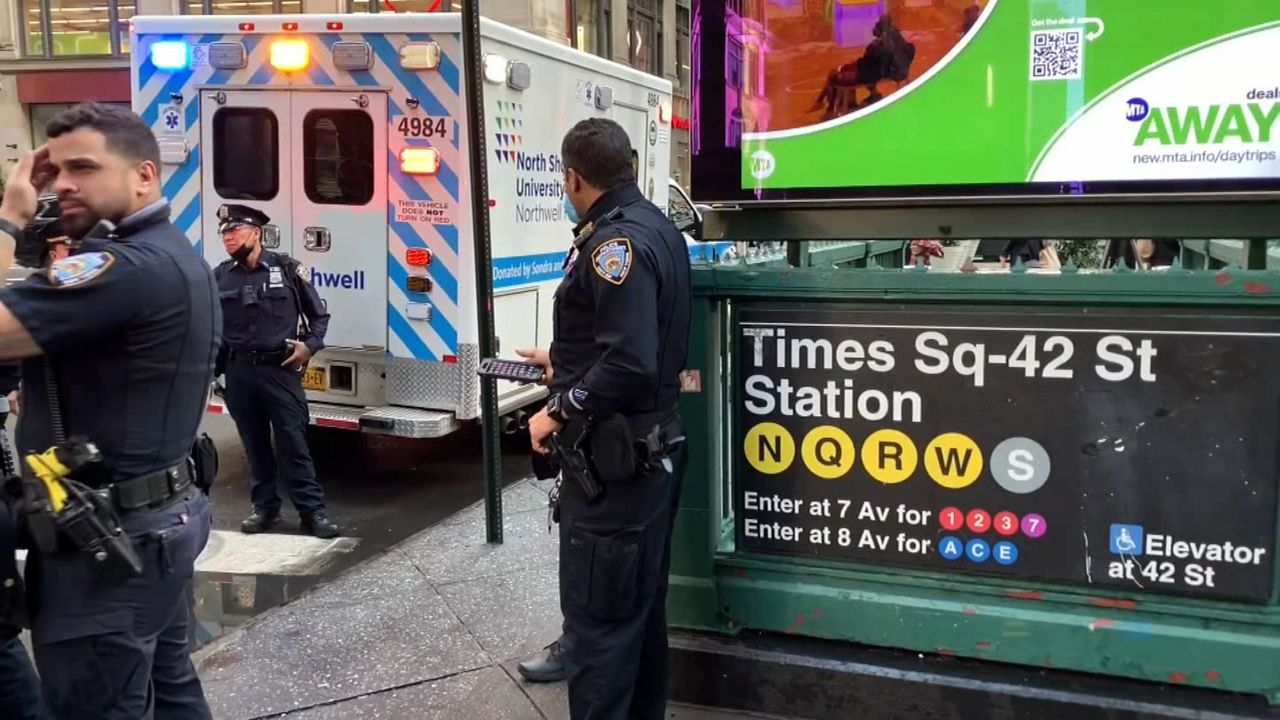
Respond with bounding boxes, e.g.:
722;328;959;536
0;201;221;484
214;250;329;355
549;182;692;418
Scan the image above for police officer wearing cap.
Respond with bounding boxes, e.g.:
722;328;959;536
518;118;691;719
0;102;216;718
214;203;339;539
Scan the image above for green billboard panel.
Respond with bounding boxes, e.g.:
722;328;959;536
689;0;1280;202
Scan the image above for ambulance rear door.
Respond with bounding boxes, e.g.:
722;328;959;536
289;90;389;351
199;90;293;269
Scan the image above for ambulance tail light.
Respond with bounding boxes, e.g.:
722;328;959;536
399;42;441;70
270;39;309;72
150;41;190;71
282;21;299;31
406;248;433;267
443;355;458;364
482;53;507;84
327;21;344;30
399;147;440;176
238;22;255;31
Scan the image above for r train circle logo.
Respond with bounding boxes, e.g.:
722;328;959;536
1125;97;1150;122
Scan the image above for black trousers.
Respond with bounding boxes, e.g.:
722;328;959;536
558;427;687;720
29;488;213;720
224;361;326;516
0;631;41;720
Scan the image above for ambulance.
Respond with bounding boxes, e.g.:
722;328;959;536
129;13;682;439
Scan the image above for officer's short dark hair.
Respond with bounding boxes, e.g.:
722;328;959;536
46;102;161;170
561;118;636;191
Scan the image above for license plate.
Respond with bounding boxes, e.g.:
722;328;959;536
302;367;327;392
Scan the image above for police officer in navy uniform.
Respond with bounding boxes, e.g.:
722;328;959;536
520;118;691;719
0;362;40;720
0;198;73;720
214;203;339;539
0;102;215;718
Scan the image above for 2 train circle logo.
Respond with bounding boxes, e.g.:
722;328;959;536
742;423;1051;493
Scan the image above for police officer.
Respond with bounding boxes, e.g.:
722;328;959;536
521;118;691;719
214;204;339;539
0;102;215;718
0;361;40;720
0;198;75;720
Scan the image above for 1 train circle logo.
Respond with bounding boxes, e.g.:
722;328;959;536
742;423;1050;492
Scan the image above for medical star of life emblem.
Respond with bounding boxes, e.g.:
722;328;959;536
164;108;181;130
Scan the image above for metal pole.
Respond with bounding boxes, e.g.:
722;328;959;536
1246;239;1268;270
463;0;503;543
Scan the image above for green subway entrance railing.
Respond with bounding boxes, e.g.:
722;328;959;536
669;259;1280;703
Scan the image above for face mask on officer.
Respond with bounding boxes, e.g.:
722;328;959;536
563;168;588;227
222;224;259;263
562;193;581;226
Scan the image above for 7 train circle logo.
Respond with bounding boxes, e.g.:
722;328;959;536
936;507;1046;566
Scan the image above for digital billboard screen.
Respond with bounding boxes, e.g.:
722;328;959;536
689;0;1280;203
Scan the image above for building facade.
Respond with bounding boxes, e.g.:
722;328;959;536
0;0;690;183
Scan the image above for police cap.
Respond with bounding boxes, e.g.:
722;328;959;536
217;203;271;233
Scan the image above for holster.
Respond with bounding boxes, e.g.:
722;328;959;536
190;433;218;495
588;414;637;484
549;418;604;504
590;407;682;480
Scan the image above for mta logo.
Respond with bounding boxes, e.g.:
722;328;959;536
1125;98;1150;122
749;150;776;180
1109;524;1144;555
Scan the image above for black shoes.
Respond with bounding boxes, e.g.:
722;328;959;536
517;640;567;683
240;509;280;534
301;512;341;539
241;509;340;538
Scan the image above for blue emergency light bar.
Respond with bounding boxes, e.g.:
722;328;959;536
150;41;190;71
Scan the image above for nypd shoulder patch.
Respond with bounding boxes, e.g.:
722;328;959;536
591;238;633;286
47;252;115;288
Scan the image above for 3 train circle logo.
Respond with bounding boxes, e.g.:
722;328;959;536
742;424;1050;493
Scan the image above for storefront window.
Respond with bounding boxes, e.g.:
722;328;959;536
627;0;661;75
19;0;47;56
575;0;599;55
676;3;690;88
21;0;136;57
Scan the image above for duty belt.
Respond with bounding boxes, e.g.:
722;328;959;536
92;462;193;513
227;348;289;365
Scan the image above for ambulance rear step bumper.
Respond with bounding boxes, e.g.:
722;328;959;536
207;398;460;438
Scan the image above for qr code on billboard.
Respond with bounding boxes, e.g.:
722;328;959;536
1030;29;1083;81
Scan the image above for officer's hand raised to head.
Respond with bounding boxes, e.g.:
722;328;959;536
0;147;54;227
515;348;552;385
282;340;312;371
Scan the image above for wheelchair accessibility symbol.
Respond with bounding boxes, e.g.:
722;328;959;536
1109;524;1144;555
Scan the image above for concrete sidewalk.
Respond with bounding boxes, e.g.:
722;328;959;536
193;477;754;719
